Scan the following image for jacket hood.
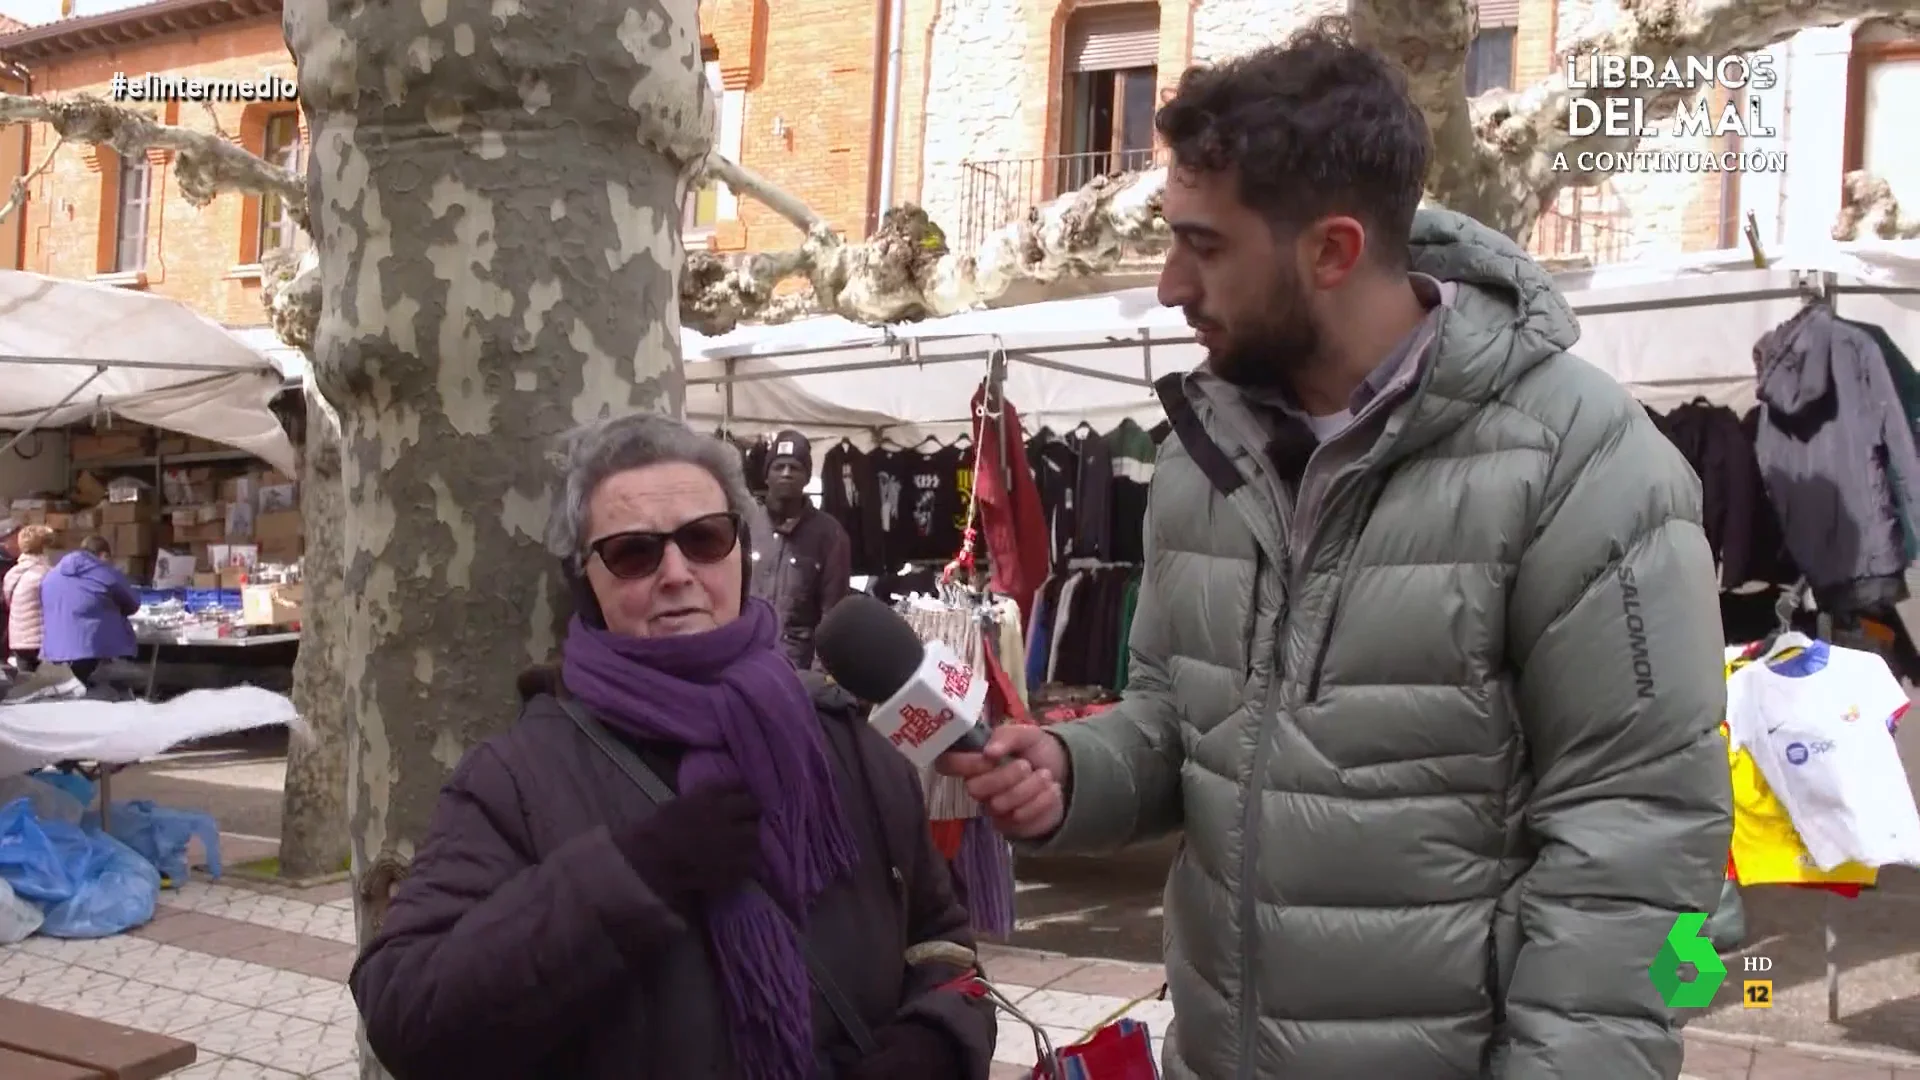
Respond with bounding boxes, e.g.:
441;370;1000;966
1407;208;1580;404
1754;306;1834;417
55;550;110;579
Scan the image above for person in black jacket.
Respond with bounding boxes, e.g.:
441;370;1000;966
747;431;853;668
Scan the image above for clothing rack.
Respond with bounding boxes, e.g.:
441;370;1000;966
1765;581;1844;1023
892;587;1019;939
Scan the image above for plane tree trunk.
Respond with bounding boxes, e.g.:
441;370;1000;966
282;4;711;1075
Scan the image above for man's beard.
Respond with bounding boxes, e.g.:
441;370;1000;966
1193;283;1320;389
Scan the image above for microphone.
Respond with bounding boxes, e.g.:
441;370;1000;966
814;594;992;768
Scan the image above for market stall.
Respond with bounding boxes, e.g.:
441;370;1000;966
0;269;295;473
681;239;1920;445
0;272;306;694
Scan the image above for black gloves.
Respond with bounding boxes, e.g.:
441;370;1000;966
843;1020;967;1080
615;781;763;915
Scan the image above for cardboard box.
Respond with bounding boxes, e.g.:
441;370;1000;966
106;480;155;504
218;477;257;508
71;473;106;506
241;582;302;626
224;502;255;539
109;522;156;555
218;567;248;589
71;429;148;462
152;550;196;588
208;543;258;570
254;509;300;543
111;556;149;581
100;501;155;525
257;540;302;564
69;508;96;531
258;484;298;512
192;572;219;588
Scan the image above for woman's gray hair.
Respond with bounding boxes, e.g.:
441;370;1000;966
544;413;756;561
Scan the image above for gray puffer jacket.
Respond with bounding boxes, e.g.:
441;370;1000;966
1034;210;1733;1080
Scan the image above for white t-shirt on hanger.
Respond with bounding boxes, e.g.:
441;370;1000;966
1727;641;1920;871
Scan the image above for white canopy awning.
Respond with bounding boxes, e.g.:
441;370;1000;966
1555;240;1920;414
682;239;1920;443
0;270;296;473
684;289;1192;445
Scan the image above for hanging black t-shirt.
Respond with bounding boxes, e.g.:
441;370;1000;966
742;438;771;494
1028;433;1078;568
928;442;970;562
900;447;954;562
1072;430;1114;560
820;441;883;575
866;449;910;571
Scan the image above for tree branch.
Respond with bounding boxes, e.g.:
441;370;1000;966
681;166;1168;335
0;134;64;224
1833;169;1920;241
0;91;304;224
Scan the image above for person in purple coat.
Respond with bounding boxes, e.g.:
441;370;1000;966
39;534;140;685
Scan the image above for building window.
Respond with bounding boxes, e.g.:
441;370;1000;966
113;154;151;273
1466;28;1516;96
684;59;723;234
258;112;307;258
1847;24;1920;215
1059;4;1159;194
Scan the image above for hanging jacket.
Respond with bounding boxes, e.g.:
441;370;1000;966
1843;317;1920;560
39;550;139;663
1659;401;1782;587
969;383;1050;626
1753;303;1920;597
1024;209;1730;1080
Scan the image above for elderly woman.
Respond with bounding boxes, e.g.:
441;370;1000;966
352;414;993;1080
39;534;138;685
4;525;56;670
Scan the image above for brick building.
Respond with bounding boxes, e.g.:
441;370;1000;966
0;0;299;328
0;13;27;271
0;0;1911;337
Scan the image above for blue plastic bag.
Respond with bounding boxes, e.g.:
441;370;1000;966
86;801;222;883
36;827;160;938
0;796;78;903
33;770;96;810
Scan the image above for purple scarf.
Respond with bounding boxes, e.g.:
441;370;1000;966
562;597;858;1080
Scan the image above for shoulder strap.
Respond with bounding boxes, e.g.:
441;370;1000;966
554;694;880;1058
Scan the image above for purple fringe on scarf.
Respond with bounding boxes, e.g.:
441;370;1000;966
955;816;1015;938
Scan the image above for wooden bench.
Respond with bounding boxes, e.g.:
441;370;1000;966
0;999;195;1079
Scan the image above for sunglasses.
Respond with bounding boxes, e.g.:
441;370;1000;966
587;511;742;579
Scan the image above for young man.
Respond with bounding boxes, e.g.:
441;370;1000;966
941;19;1731;1080
747;431;852;669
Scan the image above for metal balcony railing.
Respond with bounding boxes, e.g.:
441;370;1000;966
957;147;1168;253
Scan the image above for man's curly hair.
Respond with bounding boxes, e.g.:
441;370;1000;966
1155;17;1431;267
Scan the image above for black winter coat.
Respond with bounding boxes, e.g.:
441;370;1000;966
350;669;995;1079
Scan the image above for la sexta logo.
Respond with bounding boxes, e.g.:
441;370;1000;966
1785;739;1836;765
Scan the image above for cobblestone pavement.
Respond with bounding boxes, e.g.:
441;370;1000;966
0;835;1914;1079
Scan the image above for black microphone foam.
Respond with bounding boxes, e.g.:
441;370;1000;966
814;594;927;704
